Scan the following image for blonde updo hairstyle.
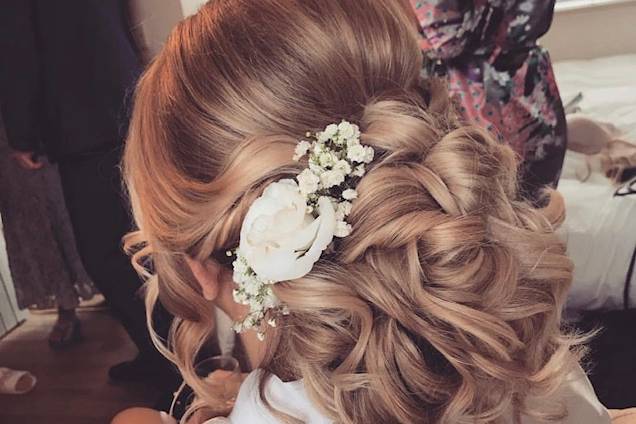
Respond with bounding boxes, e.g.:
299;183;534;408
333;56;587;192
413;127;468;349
123;0;580;423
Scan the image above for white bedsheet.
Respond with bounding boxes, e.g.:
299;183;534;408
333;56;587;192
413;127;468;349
553;54;636;310
555;54;636;140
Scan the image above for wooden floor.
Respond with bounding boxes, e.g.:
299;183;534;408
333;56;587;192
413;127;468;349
0;310;161;424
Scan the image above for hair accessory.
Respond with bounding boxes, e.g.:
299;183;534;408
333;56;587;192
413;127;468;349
229;121;374;339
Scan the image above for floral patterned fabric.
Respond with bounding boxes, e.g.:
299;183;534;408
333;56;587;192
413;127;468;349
411;0;567;198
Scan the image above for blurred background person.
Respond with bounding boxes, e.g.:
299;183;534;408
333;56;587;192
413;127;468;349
0;116;95;349
410;0;566;201
0;0;175;387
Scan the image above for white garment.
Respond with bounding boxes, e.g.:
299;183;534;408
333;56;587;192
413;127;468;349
214;307;236;356
205;370;329;424
206;366;609;424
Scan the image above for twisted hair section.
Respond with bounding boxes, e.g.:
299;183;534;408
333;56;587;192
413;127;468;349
123;1;582;423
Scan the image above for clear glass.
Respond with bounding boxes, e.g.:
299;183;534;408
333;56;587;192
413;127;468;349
196;355;242;415
169;355;242;418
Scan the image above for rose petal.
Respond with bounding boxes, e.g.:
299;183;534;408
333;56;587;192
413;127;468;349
241;179;305;248
247;246;302;282
291;196;336;276
285;215;322;253
247;197;335;282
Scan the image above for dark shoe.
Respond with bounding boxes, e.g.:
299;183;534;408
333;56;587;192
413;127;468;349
48;317;82;349
108;355;156;383
109;354;181;386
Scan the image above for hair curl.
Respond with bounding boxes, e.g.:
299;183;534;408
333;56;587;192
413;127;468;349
123;1;581;423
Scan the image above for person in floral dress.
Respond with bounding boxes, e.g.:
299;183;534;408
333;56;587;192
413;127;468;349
410;0;566;200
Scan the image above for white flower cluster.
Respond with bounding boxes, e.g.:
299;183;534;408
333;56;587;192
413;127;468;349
294;120;374;237
230;121;374;340
229;250;282;340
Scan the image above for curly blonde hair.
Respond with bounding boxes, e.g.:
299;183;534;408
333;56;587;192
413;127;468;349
123;1;581;423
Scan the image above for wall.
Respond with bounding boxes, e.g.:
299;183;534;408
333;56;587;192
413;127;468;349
179;0;207;17
129;0;206;61
129;0;184;60
542;0;636;61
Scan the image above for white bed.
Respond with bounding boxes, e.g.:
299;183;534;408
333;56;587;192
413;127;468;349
553;54;636;311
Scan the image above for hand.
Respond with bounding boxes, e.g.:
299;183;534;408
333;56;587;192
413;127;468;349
11;150;43;170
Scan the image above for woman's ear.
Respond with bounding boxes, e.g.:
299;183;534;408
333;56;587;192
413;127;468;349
185;256;221;301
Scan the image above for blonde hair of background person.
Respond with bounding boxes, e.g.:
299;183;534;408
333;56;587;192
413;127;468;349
115;0;611;423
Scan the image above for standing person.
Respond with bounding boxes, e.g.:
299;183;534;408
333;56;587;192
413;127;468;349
410;0;567;201
0;116;95;349
0;0;174;384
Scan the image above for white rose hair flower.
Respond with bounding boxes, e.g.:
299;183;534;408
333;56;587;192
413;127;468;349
229;120;375;339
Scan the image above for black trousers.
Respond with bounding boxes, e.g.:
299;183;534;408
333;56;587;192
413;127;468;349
578;309;636;409
58;147;174;378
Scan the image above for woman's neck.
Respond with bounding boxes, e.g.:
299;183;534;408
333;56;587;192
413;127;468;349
215;270;266;370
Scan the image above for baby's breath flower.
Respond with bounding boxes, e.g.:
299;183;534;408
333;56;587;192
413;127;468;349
233;289;248;304
297;169;320;196
347;143;367;163
243;276;261;296
334;159;352;175
317;123;338;143
352;164;366;177
363;146;375;163
308;162;325;175
262;290;279;309
293;140;312;161
313;142;325;156
232;256;249;274
346;135;361;147
335;201;352;221
334;221;352;237
337;120;359;143
320;169;345;189
318;151;334;168
342;189;358;200
337;201;352;217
